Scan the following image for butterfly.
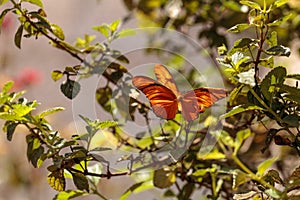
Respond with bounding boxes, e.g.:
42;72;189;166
132;64;227;121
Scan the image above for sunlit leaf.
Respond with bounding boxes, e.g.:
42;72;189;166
51;23;65;40
39;107;64;118
120;181;153;200
110;19;120;32
47;170;66;191
220;105;264;119
22;0;43;8
53;190;88;200
231;169;251;190
273;0;288;8
257;157;277;176
234;129;252;155
153;168;176;189
1;81;14;93
228;23;251;33
116;29;136;39
240;1;261;10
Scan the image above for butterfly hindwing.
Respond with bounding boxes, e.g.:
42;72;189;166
180;88;227;121
132;76;178;119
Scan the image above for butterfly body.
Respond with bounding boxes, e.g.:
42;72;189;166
132;64;227;121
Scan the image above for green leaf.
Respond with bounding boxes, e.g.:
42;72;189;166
280;84;300;104
116;29;136;39
110;19;120;32
234;38;255;49
93;24;110;38
0;0;9;5
0;8;12;32
120;181;153;200
264;189;281;198
51;70;64;81
14;25;24;49
257;157;277;176
261;66;286;101
72;172;89;192
266;31;277;47
228;23;251;33
51;24;65;40
268;13;292;26
22;0;44;8
60;79;81;99
265;45;291;57
96;86;112;112
2;81;14;93
234;129;252;155
220;105;264;119
39;107;65;118
259;56;274;68
240;1;261;10
53;190;88;200
47;170;66;191
231;169;251;190
5;122;18;141
273;0;288;8
153;168;176;189
197;148;226;160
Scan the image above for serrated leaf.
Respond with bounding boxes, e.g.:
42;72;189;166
266;45;290;57
220;105;264;119
14;25;23;49
47;170;66;191
72;172;89;192
153;168;176;189
39;107;65;118
60;79;80;99
257;157;277;176
228;23;251;33
22;0;43;8
53;190;88;200
51;24;65;40
240;1;261;10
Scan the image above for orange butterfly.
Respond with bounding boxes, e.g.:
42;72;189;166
132;64;227;121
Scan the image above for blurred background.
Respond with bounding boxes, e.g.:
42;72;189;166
1;0;300;200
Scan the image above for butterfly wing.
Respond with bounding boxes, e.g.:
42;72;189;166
132;76;178;120
154;64;180;97
180;88;227;121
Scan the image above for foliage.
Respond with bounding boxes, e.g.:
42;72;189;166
1;0;300;200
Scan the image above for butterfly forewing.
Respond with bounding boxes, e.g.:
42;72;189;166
154;64;180;97
132;76;179;119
